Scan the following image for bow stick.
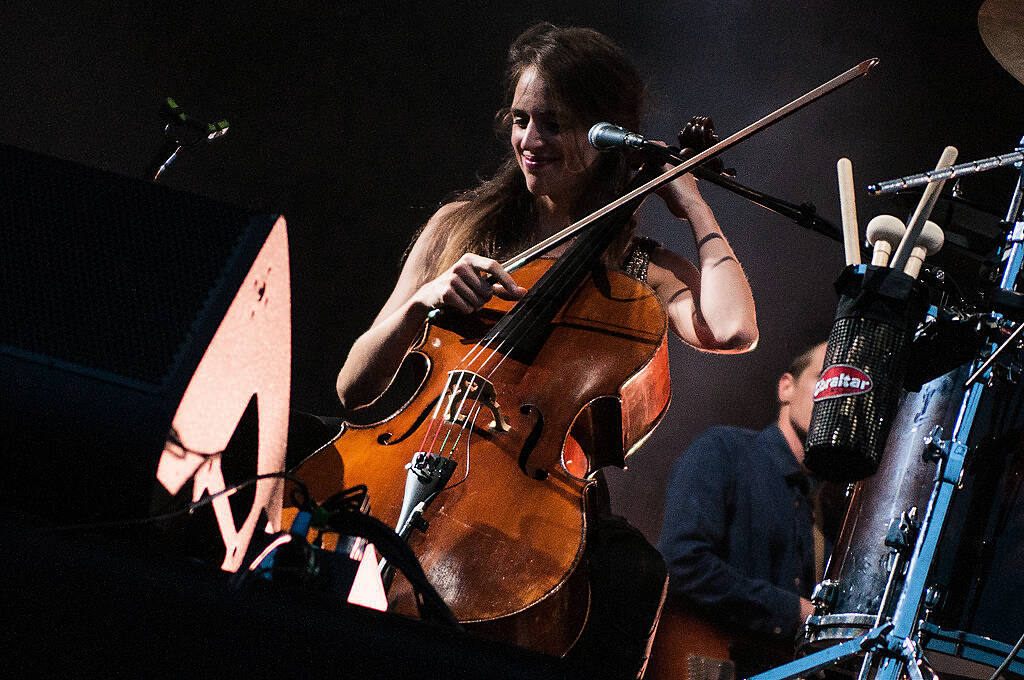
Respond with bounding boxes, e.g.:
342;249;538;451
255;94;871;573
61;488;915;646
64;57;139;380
501;57;880;273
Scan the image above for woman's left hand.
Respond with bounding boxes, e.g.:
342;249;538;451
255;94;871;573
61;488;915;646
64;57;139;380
639;139;712;221
653;166;709;221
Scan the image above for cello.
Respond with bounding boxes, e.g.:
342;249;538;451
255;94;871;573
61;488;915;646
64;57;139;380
296;194;671;655
288;59;878;656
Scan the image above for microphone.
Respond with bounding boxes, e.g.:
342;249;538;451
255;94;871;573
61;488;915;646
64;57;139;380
150;97;230;181
588;122;648;151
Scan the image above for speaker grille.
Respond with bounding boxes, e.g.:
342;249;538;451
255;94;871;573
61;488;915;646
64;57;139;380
0;145;255;387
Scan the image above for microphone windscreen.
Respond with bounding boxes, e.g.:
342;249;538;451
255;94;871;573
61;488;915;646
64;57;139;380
588;123;624;150
588;122;645;151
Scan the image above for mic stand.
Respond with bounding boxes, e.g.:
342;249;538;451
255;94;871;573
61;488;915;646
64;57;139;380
963;136;1024;386
641;144;858;256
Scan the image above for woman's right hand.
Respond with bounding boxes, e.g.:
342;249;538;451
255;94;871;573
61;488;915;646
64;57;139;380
414;253;527;315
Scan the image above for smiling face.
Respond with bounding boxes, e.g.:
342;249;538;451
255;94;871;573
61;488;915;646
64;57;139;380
510;66;600;209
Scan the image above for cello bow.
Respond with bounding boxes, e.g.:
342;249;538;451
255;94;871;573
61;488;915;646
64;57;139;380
501;57;879;273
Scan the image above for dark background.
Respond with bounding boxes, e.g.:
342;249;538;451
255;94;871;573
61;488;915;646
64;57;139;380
3;0;1023;543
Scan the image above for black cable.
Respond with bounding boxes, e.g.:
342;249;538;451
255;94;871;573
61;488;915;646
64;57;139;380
316;489;459;628
987;630;1024;680
38;466;458;628
40;471;309;534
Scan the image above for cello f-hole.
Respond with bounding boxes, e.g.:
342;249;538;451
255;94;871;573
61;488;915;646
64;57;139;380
518;404;547;480
377;395;443;446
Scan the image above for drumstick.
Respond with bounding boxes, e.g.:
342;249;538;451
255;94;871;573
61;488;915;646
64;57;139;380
837;158;861;266
889;146;958;271
865;214;906;267
903;220;944;278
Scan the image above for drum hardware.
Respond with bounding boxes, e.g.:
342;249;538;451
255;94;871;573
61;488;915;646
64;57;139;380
759;277;1024;679
921;586;943;621
967;317;1024;388
811;580;839;613
757;393;979;680
751;14;1024;676
806;504;921;680
885;507;920;552
752;100;1024;680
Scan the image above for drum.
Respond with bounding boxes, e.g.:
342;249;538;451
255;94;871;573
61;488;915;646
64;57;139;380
801;363;1024;678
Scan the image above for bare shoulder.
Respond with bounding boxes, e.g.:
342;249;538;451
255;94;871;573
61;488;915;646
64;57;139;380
417;201;467;244
402;200;467;275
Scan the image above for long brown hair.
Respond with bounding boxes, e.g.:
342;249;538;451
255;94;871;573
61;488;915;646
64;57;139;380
417;23;647;282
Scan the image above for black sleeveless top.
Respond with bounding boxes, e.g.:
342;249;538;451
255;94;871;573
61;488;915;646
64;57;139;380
621;236;659;283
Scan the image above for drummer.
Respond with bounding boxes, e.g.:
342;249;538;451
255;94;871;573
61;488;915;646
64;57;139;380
657;340;843;651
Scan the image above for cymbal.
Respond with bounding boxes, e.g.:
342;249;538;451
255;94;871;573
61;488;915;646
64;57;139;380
979;0;1024;86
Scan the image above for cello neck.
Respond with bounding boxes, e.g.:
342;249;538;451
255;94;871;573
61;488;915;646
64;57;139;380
484;188;641;357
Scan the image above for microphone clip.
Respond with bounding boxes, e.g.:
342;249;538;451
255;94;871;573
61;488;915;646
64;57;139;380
150;97;230;181
160;97;230;146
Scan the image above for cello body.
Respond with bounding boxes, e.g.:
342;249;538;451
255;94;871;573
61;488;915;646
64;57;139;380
294;257;670;655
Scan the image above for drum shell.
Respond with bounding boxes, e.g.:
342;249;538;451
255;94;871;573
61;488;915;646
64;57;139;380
803;363;1024;673
928;398;1024;645
810;367;964;634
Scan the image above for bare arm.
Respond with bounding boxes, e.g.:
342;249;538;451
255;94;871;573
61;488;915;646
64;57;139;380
335;204;526;409
647;171;758;352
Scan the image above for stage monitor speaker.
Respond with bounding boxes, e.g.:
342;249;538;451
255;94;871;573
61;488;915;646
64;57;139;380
0;143;291;571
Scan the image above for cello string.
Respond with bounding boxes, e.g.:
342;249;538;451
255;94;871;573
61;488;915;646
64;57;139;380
436;370;488;459
417;369;463;457
477;213;625;383
426;167;648;450
418;182;639;461
437;217;622;452
442;404;480;492
443;401;482;465
416;311;512;456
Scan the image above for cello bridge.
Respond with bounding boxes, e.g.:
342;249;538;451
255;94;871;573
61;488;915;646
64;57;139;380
443;370;511;433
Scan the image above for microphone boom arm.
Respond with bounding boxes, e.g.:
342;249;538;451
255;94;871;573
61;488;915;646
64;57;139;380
641;143;850;250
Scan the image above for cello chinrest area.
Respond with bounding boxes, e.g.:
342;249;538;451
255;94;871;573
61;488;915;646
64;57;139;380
292;259;670;656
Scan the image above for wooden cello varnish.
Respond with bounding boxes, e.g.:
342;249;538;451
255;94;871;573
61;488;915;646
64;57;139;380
292;256;670;656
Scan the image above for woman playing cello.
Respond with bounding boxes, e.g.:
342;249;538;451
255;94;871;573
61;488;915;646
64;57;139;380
332;21;758;679
336;23;756;409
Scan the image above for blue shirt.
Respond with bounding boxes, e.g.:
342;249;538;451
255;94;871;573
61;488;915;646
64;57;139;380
656;424;818;640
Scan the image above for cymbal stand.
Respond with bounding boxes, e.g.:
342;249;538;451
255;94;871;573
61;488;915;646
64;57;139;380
748;140;1024;680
